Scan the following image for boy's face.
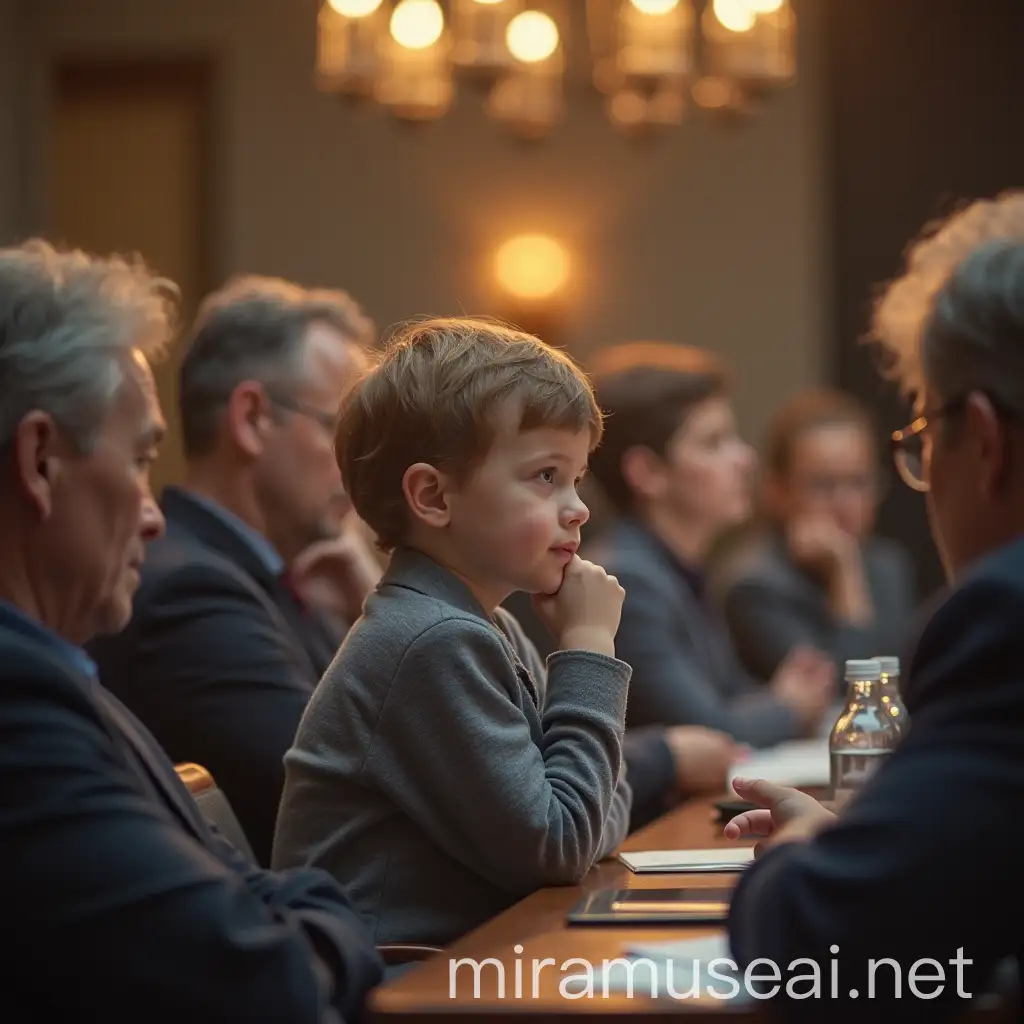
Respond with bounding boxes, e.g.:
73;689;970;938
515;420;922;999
445;418;592;603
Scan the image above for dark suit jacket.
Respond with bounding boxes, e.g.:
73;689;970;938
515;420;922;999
590;519;802;747
0;618;382;1022
88;486;341;866
719;529;916;682
727;534;1024;1022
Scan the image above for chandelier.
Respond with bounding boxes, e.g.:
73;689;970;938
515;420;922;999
316;0;796;138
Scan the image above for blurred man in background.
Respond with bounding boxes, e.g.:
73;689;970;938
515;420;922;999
90;275;376;864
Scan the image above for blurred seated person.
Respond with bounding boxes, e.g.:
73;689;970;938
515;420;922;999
89;275;374;865
504;588;743;830
586;343;834;745
719;389;916;682
0;240;381;1020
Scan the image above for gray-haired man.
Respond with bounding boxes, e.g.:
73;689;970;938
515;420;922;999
726;193;1024;1022
0;239;382;1021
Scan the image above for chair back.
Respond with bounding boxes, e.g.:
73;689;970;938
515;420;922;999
174;762;257;862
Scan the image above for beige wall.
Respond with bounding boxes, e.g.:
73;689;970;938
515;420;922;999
0;0;29;243
17;0;827;444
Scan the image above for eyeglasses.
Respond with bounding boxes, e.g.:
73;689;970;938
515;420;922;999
793;473;882;501
265;389;339;435
890;392;1018;492
891;395;973;493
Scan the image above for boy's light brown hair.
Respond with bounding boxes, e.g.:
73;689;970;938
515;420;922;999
336;317;603;551
587;341;728;514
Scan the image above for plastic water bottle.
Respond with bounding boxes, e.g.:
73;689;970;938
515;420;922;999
829;659;902;805
873;654;907;736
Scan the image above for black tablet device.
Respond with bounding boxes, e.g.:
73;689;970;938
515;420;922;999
566;887;732;925
712;798;757;824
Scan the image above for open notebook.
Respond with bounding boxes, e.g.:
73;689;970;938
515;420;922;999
618;847;756;873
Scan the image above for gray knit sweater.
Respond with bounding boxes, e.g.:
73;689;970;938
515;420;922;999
272;548;633;946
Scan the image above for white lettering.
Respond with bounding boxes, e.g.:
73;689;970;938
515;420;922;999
449;957;504;999
531;957;555;998
867;958;901;998
744;958;781;999
950;948;972;998
705;958;741;1000
558;958;594;1000
908;959;945;999
601;957;658;999
664;960;700;1000
785;958;822;999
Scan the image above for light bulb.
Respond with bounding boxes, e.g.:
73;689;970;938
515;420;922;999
495;234;569;301
629;0;680;14
747;0;783;11
327;0;383;15
506;11;559;63
712;0;755;32
390;0;444;49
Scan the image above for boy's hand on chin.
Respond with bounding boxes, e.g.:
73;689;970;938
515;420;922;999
532;555;625;658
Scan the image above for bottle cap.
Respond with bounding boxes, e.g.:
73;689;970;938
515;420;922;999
844;658;881;681
873;655;900;676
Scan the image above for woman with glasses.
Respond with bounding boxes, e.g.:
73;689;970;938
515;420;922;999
719;389;916;683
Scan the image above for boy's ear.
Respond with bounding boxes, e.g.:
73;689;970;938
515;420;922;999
402;462;451;529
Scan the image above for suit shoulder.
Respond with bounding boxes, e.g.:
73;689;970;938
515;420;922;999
0;632;103;721
930;552;1024;619
908;551;1024;703
135;531;266;608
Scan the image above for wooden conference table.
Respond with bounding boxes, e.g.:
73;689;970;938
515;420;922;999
369;793;1014;1022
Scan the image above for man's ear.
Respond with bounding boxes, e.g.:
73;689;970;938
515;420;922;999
967;391;1010;500
227;382;273;458
620;445;667;503
402;462;452;529
13;411;61;519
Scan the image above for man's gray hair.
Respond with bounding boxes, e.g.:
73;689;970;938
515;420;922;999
178;274;373;457
0;238;178;456
870;190;1024;411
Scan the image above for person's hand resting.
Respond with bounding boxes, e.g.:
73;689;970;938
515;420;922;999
723;777;836;855
769;644;835;733
665;726;747;796
533;555;625;658
788;513;857;575
290;515;383;623
788;513;873;625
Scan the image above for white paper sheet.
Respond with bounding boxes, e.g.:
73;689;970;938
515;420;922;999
727;738;830;793
569;933;751;1003
618;847;755;873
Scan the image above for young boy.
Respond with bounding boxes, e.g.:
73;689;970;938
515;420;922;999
272;318;633;946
